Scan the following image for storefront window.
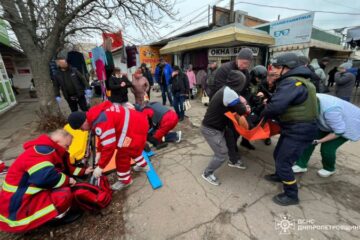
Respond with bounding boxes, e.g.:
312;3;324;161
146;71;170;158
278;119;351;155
0;53;16;113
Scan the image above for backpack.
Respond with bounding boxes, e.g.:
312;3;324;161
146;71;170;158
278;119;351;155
72;176;113;211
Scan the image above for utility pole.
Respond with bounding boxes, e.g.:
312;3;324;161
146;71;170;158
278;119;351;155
208;5;210;26
229;0;235;23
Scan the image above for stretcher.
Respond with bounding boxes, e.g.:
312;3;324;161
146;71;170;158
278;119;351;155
225;112;281;141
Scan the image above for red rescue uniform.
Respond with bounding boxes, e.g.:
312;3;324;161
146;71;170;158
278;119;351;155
0;135;86;233
142;103;179;142
88;101;149;184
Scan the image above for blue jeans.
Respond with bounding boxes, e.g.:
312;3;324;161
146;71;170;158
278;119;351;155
173;93;185;120
165;132;178;142
161;84;173;105
338;96;351;102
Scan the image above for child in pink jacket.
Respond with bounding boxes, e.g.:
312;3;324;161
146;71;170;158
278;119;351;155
186;64;196;99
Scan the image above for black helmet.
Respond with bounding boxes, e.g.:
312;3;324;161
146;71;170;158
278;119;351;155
250;65;267;81
271;53;299;69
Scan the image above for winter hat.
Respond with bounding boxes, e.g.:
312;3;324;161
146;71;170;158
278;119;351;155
321;57;330;62
339;62;352;70
298;55;310;65
237;48;253;61
56;49;68;60
68;111;87;130
223;86;240;107
173;65;181;71
226;70;246;94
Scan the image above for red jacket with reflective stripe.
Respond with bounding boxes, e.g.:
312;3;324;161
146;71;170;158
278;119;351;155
87;101;149;168
0;134;85;233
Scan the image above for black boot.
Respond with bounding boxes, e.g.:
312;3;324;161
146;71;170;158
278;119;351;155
148;136;168;149
272;193;299;206
264;138;272;145
264;173;282;183
240;138;256;150
144;143;151;152
47;208;84;226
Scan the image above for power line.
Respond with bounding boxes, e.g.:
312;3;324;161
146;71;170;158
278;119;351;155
235;1;360;16
322;0;360;12
159;9;209;39
158;0;225;40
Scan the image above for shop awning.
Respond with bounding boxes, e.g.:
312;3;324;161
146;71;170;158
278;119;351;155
346;26;360;42
270;39;352;53
160;23;274;54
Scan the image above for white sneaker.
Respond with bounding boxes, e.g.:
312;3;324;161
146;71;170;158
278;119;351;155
176;131;182;143
111;179;133;191
133;165;150;172
201;173;220;186
292;165;308;173
317;169;336;178
227;160;246;169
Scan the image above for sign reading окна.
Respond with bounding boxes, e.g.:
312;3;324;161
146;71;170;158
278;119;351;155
208;46;259;57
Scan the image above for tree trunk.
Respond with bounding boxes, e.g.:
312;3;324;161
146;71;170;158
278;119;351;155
28;52;60;115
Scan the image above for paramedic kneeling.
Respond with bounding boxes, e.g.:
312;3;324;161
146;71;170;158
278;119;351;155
0;129;92;233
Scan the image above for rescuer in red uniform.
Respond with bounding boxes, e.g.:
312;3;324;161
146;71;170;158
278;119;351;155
68;101;149;191
0;129;92;233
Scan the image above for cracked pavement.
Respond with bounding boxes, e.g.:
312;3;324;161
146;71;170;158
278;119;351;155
122;93;360;240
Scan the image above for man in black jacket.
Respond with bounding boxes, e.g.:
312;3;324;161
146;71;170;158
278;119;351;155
201;70;249;186
211;48;255;169
171;66;189;121
53;57;91;112
261;53;318;206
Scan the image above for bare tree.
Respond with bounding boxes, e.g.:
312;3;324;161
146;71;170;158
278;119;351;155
0;0;175;120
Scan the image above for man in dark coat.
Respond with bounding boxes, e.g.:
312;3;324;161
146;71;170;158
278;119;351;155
211;48;255;169
171;66;190;121
53;57;91;112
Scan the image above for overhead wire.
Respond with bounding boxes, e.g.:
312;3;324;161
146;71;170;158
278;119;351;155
235;1;360;16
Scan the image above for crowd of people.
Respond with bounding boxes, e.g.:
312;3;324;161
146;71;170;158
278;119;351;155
1;46;360;233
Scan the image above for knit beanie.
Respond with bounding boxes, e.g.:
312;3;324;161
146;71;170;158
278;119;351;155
237;48;253;61
68;111;87;130
339;62;352;70
226;70;246;94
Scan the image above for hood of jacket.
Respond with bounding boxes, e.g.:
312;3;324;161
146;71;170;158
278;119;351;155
23;134;67;159
86;101;113;126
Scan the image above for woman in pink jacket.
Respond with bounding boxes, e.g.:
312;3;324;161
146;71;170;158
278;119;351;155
131;69;150;106
186;64;197;99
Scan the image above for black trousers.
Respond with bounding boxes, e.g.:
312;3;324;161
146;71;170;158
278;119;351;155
273;122;317;199
66;95;88;112
224;120;240;163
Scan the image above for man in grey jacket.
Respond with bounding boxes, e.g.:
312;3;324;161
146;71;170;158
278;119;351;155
335;62;355;102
